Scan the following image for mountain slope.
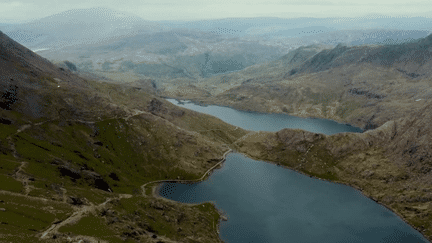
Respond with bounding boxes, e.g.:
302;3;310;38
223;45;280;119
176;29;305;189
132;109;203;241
0;30;248;242
1;7;166;50
163;33;432;130
233;101;432;241
159;30;432;242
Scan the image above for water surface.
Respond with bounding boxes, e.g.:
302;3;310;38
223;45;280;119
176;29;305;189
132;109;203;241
166;98;362;134
160;99;428;243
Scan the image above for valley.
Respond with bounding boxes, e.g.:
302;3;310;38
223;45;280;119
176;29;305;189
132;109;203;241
1;5;432;243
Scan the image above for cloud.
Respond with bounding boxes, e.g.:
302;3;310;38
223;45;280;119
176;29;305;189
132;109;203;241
1;0;432;22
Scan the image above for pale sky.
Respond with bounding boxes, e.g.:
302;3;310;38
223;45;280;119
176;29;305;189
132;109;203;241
2;0;432;23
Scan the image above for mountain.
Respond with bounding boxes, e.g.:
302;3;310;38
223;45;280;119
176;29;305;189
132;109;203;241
37;28;285;82
161;31;432;242
7;10;432;85
0;30;248;242
0;7;166;50
162;33;432;130
158;15;432;37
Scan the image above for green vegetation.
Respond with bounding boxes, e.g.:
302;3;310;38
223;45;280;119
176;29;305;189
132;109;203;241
0;193;72;242
0;73;246;241
0;174;23;192
58;214;123;242
0;123;17;139
109;195;221;242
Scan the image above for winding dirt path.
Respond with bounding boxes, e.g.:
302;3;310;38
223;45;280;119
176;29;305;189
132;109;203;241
12;161;34;195
5;110;231;242
40;194;132;240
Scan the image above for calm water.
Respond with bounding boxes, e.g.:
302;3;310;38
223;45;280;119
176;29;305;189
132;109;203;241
160;99;428;243
166;99;363;134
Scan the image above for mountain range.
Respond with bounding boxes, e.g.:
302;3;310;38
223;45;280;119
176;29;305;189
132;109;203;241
3;8;432;85
2;7;432;242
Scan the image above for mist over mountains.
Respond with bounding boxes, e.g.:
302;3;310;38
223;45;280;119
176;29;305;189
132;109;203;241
2;7;432;84
1;7;166;50
2;5;432;243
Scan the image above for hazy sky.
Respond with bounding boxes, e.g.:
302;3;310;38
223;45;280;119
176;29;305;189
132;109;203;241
2;0;432;23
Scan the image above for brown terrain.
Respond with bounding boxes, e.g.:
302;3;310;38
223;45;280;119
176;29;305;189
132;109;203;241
2;20;432;241
161;35;432;241
0;30;249;242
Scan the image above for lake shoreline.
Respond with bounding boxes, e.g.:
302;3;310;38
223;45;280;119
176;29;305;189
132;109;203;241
161;98;430;242
142;148;232;243
165;97;365;132
234;150;431;243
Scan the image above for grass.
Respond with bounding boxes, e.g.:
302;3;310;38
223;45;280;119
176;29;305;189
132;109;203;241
0;174;23;192
0;75;245;242
0;123;17;139
0;157;20;174
110;196;221;242
58;215;123;242
0;193;72;238
11;108;232;197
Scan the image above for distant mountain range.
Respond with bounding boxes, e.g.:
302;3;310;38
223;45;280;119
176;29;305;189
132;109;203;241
159;15;432;37
162;32;432;131
0;7;166;50
2;8;432;84
2;10;432;241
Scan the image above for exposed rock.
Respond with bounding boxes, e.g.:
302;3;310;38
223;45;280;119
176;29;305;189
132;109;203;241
58;165;81;180
67;196;85;205
81;170;112;192
93;141;103;146
348;88;386;99
150;201;165;210
148;98;166;114
0;85;18;110
0;117;12;124
108;172;120;181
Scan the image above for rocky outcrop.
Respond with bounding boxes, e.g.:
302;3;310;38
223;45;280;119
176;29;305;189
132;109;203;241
53;159;112;192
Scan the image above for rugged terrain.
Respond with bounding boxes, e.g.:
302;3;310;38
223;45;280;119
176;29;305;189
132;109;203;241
5;8;432;88
162;34;432;241
3;11;432;242
162;34;432;130
0;30;249;242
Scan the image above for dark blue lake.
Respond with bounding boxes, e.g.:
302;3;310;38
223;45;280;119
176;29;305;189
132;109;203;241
160;99;428;243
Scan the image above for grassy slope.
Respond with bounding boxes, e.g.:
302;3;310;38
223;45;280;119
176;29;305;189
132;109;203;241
0;74;248;242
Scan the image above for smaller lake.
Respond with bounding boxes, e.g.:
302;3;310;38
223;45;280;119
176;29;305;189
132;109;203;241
166;99;363;134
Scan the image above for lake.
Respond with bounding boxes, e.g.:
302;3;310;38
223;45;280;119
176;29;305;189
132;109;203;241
166;99;362;134
160;99;428;243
